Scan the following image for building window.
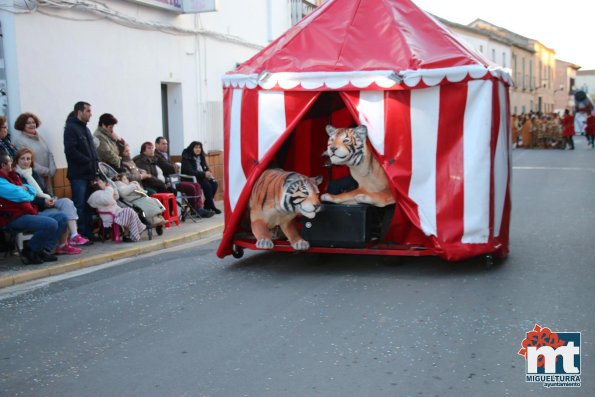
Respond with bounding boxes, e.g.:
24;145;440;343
547;65;551;88
539;61;542;86
491;49;496;62
480;44;483;53
502;52;507;68
522;58;526;89
529;59;533;90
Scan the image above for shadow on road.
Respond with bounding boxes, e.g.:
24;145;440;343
224;250;506;279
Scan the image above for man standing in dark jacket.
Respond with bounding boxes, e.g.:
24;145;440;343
63;101;99;239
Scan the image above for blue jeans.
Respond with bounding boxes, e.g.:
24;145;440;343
70;179;93;238
7;212;68;252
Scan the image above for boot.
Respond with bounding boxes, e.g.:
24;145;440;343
197;208;214;218
39;250;58;262
22;247;43;265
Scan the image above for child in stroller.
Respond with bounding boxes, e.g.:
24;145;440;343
98;162;165;237
113;173;166;234
87;175;147;242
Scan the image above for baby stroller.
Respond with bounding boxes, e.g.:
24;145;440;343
98;162;165;239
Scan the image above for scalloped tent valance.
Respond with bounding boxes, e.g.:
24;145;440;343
223;0;512;90
222;66;513;90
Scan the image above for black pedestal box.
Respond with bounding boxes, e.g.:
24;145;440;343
300;203;380;248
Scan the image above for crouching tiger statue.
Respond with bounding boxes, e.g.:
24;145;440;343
249;169;322;251
321;124;395;207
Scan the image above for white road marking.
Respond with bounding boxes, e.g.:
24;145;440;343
513;166;595;172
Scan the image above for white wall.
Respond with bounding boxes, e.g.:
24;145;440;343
197;0;289;45
1;0;290;167
576;72;595;101
451;29;511;72
453;32;488;58
487;41;511;70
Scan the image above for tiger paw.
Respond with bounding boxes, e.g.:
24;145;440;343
256;239;274;249
321;193;334;202
291;240;310;251
355;193;372;204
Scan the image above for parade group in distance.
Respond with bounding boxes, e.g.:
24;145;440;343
511;108;595;150
0;101;221;265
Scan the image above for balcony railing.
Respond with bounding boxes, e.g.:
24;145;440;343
290;0;318;25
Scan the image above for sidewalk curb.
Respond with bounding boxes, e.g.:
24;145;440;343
0;224;223;289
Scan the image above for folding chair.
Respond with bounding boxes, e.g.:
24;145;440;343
167;172;204;223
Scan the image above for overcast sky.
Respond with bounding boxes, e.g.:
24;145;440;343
412;0;595;70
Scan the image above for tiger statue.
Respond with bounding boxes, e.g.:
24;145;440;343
321;124;395;207
249;169;323;251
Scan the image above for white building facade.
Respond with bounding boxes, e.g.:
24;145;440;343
0;0;298;167
576;69;595;103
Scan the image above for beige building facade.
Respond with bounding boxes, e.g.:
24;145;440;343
532;41;556;113
509;45;535;115
469;20;558;115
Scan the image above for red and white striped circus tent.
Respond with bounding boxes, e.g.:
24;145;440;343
217;0;512;261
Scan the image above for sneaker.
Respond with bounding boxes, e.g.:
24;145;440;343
69;234;90;246
55;244;82;255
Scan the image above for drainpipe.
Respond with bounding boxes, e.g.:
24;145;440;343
0;15;21;122
267;0;273;42
0;21;8;117
194;14;205;144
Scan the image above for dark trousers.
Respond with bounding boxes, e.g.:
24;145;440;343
199;178;218;210
563;136;575;150
70;179;93;238
141;177;168;193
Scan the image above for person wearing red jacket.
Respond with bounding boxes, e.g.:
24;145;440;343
0;151;67;264
562;109;575;150
586;111;595;149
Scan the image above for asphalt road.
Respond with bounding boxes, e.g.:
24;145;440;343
1;140;594;397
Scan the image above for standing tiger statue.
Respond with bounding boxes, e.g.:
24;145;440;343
321;124;395;207
249;169;322;251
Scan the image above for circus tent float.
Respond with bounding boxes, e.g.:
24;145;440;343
217;0;512;262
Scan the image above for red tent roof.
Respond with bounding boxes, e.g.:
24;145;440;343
232;0;491;75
